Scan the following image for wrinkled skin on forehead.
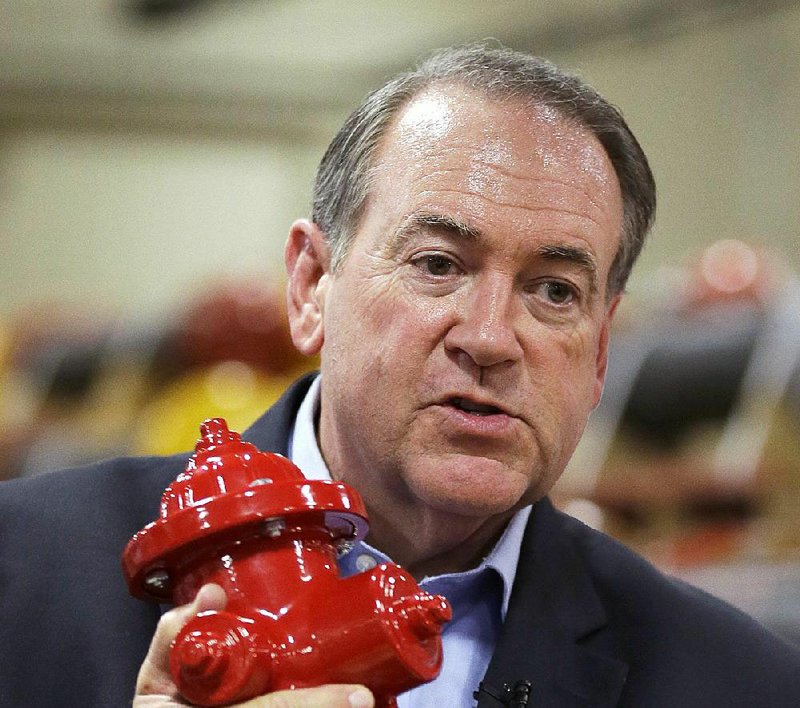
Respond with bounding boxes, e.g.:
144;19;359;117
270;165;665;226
285;84;623;578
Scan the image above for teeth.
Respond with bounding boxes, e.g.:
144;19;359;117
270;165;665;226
452;398;500;416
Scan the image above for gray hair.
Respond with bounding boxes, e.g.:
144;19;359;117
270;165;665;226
312;43;656;296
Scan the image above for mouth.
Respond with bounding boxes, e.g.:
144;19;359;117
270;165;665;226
431;394;520;439
448;397;507;417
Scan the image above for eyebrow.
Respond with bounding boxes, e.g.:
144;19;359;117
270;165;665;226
381;212;481;259
399;212;481;241
418;213;481;239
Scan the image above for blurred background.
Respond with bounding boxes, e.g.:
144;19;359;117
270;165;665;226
2;0;799;643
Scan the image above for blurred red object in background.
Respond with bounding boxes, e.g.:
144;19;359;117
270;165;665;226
682;239;785;310
166;278;302;377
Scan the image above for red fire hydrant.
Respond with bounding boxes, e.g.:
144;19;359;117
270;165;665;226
122;418;451;707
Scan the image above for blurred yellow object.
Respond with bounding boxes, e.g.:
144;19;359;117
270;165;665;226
134;361;311;456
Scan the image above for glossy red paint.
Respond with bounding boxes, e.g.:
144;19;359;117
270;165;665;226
122;418;450;707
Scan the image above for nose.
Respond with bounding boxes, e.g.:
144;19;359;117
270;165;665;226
444;275;524;370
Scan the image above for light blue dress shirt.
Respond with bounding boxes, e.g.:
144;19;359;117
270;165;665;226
288;376;532;707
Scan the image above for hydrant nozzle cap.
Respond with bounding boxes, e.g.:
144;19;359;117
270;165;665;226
393;593;452;640
171;612;262;706
180;635;228;676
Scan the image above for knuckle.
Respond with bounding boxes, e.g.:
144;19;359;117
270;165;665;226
250;686;349;708
157;607;179;627
264;696;294;708
250;693;295;708
157;604;193;636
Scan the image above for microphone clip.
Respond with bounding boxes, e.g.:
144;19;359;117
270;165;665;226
473;679;532;706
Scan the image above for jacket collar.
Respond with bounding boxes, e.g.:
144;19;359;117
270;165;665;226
477;498;628;707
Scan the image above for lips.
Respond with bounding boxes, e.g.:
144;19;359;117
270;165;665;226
450;397;504;416
434;394;518;438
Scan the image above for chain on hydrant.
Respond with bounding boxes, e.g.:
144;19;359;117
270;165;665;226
122;418;451;707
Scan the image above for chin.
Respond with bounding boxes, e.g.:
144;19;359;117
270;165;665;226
405;460;535;519
429;495;522;519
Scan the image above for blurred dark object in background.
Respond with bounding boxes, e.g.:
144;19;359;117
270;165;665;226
620;300;760;448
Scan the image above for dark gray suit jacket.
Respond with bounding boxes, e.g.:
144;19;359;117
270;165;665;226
1;374;799;706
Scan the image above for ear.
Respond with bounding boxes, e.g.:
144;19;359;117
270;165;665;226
285;219;331;357
591;293;622;409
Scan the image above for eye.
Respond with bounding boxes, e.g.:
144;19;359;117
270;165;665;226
533;280;577;306
412;253;458;277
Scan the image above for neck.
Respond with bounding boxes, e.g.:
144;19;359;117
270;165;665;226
363;505;513;580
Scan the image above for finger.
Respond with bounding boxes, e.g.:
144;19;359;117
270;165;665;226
240;684;374;708
135;583;227;696
190;583;227;614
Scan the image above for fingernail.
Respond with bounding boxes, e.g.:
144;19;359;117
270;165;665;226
348;687;373;708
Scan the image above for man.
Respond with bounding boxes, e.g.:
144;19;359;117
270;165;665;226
1;44;798;708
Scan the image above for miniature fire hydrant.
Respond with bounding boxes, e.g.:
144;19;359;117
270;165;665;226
122;418;451;707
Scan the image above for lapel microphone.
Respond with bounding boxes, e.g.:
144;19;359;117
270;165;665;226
473;679;532;706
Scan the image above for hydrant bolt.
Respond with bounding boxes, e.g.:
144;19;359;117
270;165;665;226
335;540;355;557
144;569;170;594
263;518;286;539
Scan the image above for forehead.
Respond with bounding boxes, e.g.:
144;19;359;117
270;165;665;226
367;84;623;248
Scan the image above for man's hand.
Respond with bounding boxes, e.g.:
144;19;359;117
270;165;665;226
133;583;374;708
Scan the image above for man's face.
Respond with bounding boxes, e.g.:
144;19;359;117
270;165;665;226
310;86;623;525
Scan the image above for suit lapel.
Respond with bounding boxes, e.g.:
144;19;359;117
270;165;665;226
477;499;628;707
242;372;317;454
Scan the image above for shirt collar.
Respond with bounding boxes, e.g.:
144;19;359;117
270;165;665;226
483;503;531;617
287;373;531;618
287;375;330;481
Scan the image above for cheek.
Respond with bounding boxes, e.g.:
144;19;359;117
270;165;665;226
529;325;601;429
349;274;455;344
322;280;440;386
563;321;603;382
533;320;597;378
